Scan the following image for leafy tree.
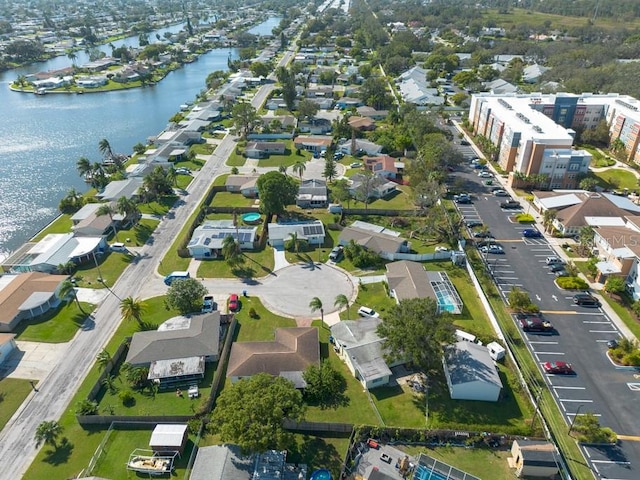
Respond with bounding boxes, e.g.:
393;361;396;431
354;170;376;210
579;177;598;191
96;349;112;372
166;278;208;314
222;234;244;267
120;296;147;327
297;99;319;121
377;298;454;374
343;240;383;268
330;179;351;207
249;61;270;78
256;171;298;215
232;102;258;139
34;420;63;449
359;77;392;110
210;373;305;453
58;188;85;214
542;209;557;233
302;360;347;409
334;294;350;319
508;287;538;312
116;196;140;226
323;156;338;182
76;399;98;415
604;276;625;296
571;413;617;444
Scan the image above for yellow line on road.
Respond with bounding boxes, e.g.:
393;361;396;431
617;435;640;442
540;310;579;315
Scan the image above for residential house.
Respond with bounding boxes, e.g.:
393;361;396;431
396;66;444;106
331;317;404;389
0;333;17;365
0;272;68;332
385;261;463;314
126;313;221;386
293;135;333;153
225;174;260;197
227;327;319;388
349;173;397;200
267;220;326;247
259;115;296;131
335;97;363;109
523;64;549;84
245;141;286;159
296;179;328;208
338;139;383;156
338;222;409;256
191;447;305;480
348;116;376;132
533;191;640;237
509;440;559;478
442;341;503;402
484;78;519;95
1;233;106;274
154;129;203;146
363;155;405;180
266;97;288;110
356;106;389;120
298;117;332;135
187;220;257;259
71;202;125;237
95;178;144;202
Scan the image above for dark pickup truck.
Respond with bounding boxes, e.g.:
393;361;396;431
516;313;554;333
500;200;521;210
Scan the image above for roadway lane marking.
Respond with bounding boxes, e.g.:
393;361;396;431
582;321;612;324
589;330;619;333
529;341;558;344
540;310;580;314
567;412;600;416
536;352;565;355
559;399;593;403
590;460;631;465
617;434;640;441
553;386;586;390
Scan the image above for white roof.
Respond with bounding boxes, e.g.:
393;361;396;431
149;424;188;448
538;193;582;210
585;216;626;227
602;193;640;213
595;261;621;274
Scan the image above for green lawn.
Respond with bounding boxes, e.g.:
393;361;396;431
73;251;135;289
116;218;159;247
190;143;215;156
14;300;94;343
24;296;182;480
340;282;396;320
233;296;296;342
600;294;640;340
210;191;258;208
351;185;416;211
0;378;35;430
88;428;196;480
258;144;312;168
31;214;73;241
400;445;514;480
197;247;275;279
591;168;638;190
226;148;247;167
213;173;229;186
137;196;178;216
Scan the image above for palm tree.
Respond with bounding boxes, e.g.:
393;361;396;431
77;156;93;180
309;297;324;326
57;261;76;275
166;166;177;187
116;196;140;227
334;294;350;319
292;160;306;180
98;138;113;162
96;203;119;240
222;234;243;266
66;50;77;67
279;164;288;175
101;374;119;394
34;420;63;450
542;209;557;233
285;232;307;253
59;279;85;314
96;349;112;372
120;296;146;328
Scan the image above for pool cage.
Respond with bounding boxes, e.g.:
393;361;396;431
427;271;464;314
413;453;480;480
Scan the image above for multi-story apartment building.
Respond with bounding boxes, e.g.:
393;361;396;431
469;92;640;185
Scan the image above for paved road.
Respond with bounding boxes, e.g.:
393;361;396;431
452;161;640;480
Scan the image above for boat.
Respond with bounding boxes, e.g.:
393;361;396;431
34;88;47;95
127;449;176;475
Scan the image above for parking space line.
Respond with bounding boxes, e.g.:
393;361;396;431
589;330;619;333
591;460;631;465
540;310;580;314
567;412;600;416
582;321;611;324
553;386;586;390
536;351;565;355
530;341;558;344
559;399;593;403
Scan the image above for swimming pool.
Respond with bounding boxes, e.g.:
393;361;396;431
436;291;459;313
309;469;332;480
414;465;448;480
242;212;262;224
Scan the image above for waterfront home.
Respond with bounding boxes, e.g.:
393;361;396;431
95;177;144;202
71;202;126;237
187;220;257;259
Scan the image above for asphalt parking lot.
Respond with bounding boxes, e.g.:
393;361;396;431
453;162;640;479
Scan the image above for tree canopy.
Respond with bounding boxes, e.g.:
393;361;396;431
256;171;298;215
376;297;454;374
302;360;347;409
165;278;207;314
210;373;305;453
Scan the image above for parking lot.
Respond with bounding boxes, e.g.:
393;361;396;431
452;161;640;479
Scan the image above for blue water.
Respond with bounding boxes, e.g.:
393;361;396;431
248;17;282;36
242;213;261;222
414;466;448;480
310;469;332;480
436;291;457;312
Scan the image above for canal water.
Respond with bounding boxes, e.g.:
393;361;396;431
0;18;279;258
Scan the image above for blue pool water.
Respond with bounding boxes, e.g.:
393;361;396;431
242;213;261;223
436;292;457;312
414;466;448;480
310;469;332;480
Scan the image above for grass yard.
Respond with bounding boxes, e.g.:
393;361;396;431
226;148;247;167
340;282;396;320
232;296;296;342
73;250;135;289
31;214;73;241
89;428;196;480
591;168;638;190
212;173;229;186
24;296;181;480
258;146;312;168
189;143;215;156
137;196;178;216
0;378;35;430
350;185;416;211
14;300;94;343
197;247;275;279
400;444;514;480
116;218;159;247
600;293;640;340
210;191;258;208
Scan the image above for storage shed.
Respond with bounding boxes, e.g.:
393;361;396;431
149;424;188;454
510;439;559;478
443;341;503;402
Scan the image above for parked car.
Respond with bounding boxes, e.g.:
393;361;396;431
461;140;470;146
473;231;492;238
329;245;344;262
493;189;509;196
517;313;553;333
480;244;504;254
478;171;493;178
522;228;542;238
546;256;565;266
549;263;566;273
573;292;601;307
466;220;483;228
175;167;191;175
350;162;361;168
358;306;379;318
473;163;487;170
202;295;215;313
435;246;449;252
543;361;574;375
607;339;619;349
554;269;569;277
500;201;521;210
110;242;127;252
228;293;239;312
455;195;472;204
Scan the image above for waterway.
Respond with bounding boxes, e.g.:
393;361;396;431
0;18;280;259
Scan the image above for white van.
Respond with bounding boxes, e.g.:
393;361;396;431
487;341;506;361
110;242;126;252
164;271;190;286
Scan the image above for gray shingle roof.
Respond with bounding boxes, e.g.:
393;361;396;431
444;341;502;388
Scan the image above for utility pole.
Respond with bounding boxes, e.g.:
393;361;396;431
568;405;585;436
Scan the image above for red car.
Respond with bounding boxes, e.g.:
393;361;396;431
543;361;574;375
228;293;239;312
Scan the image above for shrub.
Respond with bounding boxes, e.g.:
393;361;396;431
119;389;136;407
515;213;535;223
622;350;640;366
249;307;259;319
344;240;383;269
556;276;589;290
76;399;99;415
187;418;202;435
